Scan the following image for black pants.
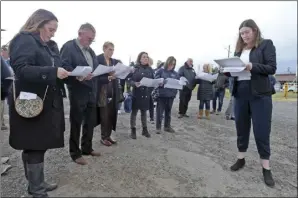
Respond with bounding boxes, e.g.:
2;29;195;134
156;97;174;129
130;108;147;129
22;150;46;164
179;88;192;115
149;96;154;120
69;100;96;161
100;99;116;140
234;80;272;160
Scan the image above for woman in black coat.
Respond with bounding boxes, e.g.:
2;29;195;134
227;19;277;187
8;9;69;197
129;52;154;139
196;64;214;120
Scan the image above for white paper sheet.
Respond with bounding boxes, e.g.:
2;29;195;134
164;78;184;90
195;73;218;82
222;67;245;73
68;66;92;77
19;92;37;100
214;57;246;68
230;70;251;77
114;63;133;79
139;77;164;88
179;76;188;84
92;64;114;76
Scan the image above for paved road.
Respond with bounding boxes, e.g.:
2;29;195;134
1;97;297;197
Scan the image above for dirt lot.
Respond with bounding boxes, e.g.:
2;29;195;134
1;96;297;197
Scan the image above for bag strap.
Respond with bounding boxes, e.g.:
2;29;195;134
13;57;54;102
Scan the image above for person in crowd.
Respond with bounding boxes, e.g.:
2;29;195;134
211;68;229;115
60;23;106;165
8;9;69;197
154;56;179;134
1;45;13;130
196;64;214;120
148;56;155;123
95;41;120;147
129;52;154;139
178;58;196;118
225;77;235;120
227;19;277;187
1;56;13;175
117;59;125;114
283;82;288;99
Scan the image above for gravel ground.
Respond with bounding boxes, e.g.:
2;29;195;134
1;95;297;197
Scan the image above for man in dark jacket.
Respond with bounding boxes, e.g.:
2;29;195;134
60;23;107;165
212;69;229;115
177;58;196;118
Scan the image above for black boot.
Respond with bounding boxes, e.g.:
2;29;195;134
142;127;151;138
262;168;275;187
27;163;49;197
130;128;137;139
22;153;57;194
230;158;245;171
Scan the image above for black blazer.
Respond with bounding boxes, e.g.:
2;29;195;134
230;39;277;96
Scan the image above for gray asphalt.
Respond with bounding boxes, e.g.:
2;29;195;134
1;96;297;197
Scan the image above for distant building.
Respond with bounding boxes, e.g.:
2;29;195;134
275;73;296;84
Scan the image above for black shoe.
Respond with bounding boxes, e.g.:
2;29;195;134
184;114;189;117
262;168;275;187
130;128;137;139
230;158;245;171
156;129;161;134
164;127;175;133
178;114;184;118
142;127;151;138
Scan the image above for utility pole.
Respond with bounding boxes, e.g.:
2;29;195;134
224;45;231;58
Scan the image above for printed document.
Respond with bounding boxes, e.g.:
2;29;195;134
69;66;92;77
140;77;164;88
92;64;114;76
195;72;218;82
164;78;185;90
114;63;133;79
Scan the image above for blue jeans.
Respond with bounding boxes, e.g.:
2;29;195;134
156;97;174;129
212;89;225;112
199;100;210;110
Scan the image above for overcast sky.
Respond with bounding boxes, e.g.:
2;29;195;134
1;1;297;73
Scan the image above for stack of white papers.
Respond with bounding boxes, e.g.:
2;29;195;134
214;57;250;78
69;66;92;77
139;77;164;88
195;72;218;82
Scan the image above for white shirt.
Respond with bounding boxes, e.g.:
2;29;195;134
237;49;252;81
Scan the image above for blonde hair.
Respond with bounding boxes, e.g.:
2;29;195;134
203;64;212;73
20;9;58;33
103;41;114;50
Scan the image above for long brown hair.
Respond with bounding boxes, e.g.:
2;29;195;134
164;56;176;70
235;19;263;53
136;51;148;65
9;9;58;51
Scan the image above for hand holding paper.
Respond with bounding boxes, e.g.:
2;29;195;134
139;77;164;88
92;64;115;76
195;72;218;82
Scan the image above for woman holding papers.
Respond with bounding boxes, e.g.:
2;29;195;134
8;9;69;197
227;19;277;187
129;52;154;139
154;56;179;134
196;64;214;120
96;41;121;146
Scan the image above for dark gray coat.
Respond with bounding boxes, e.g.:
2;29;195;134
8;32;65;150
129;64;154;111
196;79;214;101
